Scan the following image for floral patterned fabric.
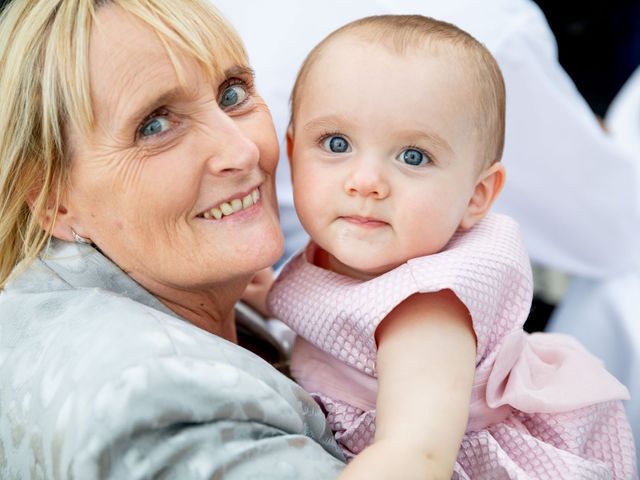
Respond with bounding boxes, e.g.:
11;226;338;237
0;239;345;479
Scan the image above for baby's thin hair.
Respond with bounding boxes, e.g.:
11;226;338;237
290;14;506;167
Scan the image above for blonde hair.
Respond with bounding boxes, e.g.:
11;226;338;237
0;0;247;288
290;15;506;168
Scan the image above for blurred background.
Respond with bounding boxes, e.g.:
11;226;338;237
524;0;640;332
534;0;640;117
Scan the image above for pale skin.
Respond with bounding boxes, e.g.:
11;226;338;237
43;5;283;341
242;266;276;316
288;35;505;479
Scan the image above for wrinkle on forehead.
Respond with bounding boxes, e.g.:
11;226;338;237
85;3;248;142
89;6;184;133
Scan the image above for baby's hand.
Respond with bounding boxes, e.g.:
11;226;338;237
241;267;275;317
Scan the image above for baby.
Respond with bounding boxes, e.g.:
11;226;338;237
267;15;636;480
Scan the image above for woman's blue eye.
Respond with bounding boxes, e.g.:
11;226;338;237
219;84;248;108
323;135;350;153
140;116;171;138
401;148;427;166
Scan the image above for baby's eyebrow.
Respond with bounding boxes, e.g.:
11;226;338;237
302;114;353;133
399;129;453;154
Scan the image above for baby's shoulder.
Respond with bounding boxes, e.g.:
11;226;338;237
407;214;534;359
408;213;530;281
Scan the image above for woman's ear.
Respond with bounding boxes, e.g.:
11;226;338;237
460;162;506;230
26;189;75;242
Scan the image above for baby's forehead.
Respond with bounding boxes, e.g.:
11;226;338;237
302;43;478;136
326;28;468;62
307;32;477;95
302;34;476;109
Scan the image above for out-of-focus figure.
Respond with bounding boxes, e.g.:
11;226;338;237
548;65;640;456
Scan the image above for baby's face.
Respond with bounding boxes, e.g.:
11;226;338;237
290;37;484;278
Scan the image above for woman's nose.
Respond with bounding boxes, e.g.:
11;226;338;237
203;111;260;175
344;157;390;199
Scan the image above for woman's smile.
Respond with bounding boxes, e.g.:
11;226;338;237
197;186;261;220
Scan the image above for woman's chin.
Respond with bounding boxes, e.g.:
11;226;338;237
250;224;285;268
226;221;284;271
194;202;284;265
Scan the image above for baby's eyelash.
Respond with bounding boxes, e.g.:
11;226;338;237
316;131;344;144
405;143;425;152
404;144;434;161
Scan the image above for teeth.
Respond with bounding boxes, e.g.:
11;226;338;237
220;202;233;215
202;188;260;220
231;199;243;212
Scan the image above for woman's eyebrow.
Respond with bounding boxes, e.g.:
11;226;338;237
124;86;187;128
224;65;255;80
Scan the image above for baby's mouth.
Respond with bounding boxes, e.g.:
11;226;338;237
198;187;260;220
341;215;388;227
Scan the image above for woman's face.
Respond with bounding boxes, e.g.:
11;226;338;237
62;5;283;293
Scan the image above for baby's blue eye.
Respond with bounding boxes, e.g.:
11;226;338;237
401;148;428;166
323;135;350;153
219;84;248;109
140;116;171;138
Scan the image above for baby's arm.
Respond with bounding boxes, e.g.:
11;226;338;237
339;289;476;480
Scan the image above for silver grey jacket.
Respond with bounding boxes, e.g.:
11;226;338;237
0;239;345;479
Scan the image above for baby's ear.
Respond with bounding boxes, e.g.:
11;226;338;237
286;126;297;184
286;126;294;166
460;162;506;230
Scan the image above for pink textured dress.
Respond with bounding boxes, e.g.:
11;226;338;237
268;214;637;479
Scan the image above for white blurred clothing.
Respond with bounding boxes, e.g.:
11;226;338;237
549;66;640;455
608;65;640;159
214;0;640;274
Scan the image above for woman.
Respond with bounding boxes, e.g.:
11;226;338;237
0;0;344;477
